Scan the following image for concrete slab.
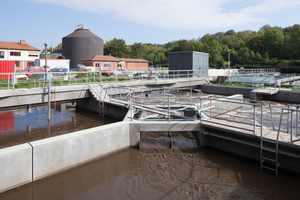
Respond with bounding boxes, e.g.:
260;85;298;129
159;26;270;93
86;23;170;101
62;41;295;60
30;121;130;181
0;144;32;194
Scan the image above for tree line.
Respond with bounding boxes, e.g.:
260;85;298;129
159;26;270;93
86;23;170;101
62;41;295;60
103;24;300;71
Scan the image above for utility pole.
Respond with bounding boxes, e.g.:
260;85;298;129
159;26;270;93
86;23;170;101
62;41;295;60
227;49;231;83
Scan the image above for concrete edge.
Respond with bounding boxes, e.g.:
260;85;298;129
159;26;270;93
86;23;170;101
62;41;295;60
32;145;130;182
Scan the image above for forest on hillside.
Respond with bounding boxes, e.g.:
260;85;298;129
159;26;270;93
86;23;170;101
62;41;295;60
48;24;300;72
103;24;300;72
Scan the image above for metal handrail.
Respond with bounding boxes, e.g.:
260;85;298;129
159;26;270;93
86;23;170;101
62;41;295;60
279;107;300;143
0;69;208;90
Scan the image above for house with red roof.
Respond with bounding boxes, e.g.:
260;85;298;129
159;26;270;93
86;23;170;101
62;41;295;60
81;55;150;71
0;40;40;70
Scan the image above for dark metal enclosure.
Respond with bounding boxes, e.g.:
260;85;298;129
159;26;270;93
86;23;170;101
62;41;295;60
62;26;103;70
168;51;209;78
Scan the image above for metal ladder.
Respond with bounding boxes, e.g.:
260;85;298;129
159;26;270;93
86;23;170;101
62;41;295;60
260;105;280;176
88;84;110;118
260;137;280;176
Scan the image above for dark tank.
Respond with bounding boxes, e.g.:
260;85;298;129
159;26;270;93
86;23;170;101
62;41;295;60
62;25;103;70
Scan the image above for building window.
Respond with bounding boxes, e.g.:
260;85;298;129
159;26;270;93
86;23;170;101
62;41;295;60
0;51;4;58
104;63;111;68
95;63;100;67
29;54;38;57
10;52;21;56
15;61;19;67
27;62;34;66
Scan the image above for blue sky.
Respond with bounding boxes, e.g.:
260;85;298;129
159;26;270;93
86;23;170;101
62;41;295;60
1;0;300;50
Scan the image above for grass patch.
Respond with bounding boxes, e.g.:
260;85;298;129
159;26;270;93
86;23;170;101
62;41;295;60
212;83;249;87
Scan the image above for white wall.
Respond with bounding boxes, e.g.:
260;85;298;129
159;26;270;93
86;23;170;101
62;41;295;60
36;59;70;71
0;49;39;62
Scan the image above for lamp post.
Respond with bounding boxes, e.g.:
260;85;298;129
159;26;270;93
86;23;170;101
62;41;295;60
227;49;231;83
44;43;50;121
44;43;48;87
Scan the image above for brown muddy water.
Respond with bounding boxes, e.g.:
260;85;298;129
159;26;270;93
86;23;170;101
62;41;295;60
0;105;119;149
1;131;300;200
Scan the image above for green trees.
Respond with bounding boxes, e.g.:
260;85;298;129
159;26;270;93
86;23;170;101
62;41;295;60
262;29;284;59
289;24;300;59
100;24;299;68
104;38;130;58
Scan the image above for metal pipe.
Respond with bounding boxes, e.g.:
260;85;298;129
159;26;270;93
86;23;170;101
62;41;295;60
254;105;256;135
168;95;170;122
291;110;293;143
261;105;263;137
190;87;192;106
44;43;48;88
297;106;299;136
287;105;290;133
48;79;51;121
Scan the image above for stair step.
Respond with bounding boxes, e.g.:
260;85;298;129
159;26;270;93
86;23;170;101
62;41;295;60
261;138;277;143
262;165;277;172
262;146;277;153
261;157;276;163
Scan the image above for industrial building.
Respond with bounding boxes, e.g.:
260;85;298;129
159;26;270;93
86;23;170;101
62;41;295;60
0;40;40;70
168;51;209;78
81;55;149;71
62;25;103;70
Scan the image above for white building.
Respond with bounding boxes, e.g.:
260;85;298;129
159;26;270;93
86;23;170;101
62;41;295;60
0;40;40;70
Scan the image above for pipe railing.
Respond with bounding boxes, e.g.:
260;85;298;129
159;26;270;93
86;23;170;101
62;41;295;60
198;96;264;135
0;69;207;90
123;90;267;134
278;107;300;143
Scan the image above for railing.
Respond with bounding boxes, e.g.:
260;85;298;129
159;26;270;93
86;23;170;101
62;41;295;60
280;106;300;143
124;87;208;121
0;69;207;90
120;88;271;134
252;77;279;94
238;68;280;75
198;96;264;136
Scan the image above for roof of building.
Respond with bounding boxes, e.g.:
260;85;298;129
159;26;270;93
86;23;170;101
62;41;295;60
81;55;150;63
0;40;40;51
81;55;121;62
120;58;150;63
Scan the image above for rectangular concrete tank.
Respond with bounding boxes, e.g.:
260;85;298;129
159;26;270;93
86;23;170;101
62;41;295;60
168;51;209;78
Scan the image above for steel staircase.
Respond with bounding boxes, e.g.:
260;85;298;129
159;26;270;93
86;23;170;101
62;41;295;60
88;84;110;117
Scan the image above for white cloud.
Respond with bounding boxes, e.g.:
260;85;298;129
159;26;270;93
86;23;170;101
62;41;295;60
27;0;300;29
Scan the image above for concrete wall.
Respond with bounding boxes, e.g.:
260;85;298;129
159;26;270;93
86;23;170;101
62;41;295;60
76;96;129;120
200;85;300;103
0;85;90;108
260;90;300;103
30;121;130;181
200;85;252;97
0;121;138;193
0;144;32;194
